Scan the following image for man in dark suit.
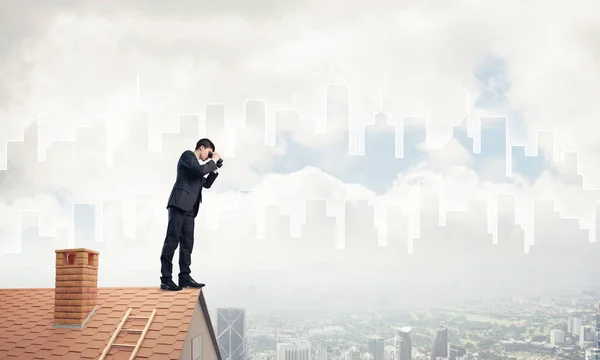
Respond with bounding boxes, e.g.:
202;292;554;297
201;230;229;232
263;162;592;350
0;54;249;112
160;138;222;291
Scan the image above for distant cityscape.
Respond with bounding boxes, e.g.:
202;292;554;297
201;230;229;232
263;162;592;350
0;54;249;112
2;88;600;299
1;89;598;253
2;83;598;258
216;290;600;360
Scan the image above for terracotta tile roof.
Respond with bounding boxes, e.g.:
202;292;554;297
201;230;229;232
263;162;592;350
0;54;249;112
0;287;216;359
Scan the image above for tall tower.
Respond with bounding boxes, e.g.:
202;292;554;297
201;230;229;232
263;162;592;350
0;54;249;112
569;316;582;336
326;83;350;151
394;327;411;360
430;326;448;360
366;336;385;360
594;313;600;348
216;308;246;360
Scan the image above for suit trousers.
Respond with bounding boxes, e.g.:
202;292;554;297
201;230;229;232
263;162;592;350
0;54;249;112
160;206;196;282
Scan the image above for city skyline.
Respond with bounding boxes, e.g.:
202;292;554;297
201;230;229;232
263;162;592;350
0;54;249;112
1;92;598;252
1;97;600;304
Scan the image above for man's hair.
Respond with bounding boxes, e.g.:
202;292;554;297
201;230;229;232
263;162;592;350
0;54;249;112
195;138;215;151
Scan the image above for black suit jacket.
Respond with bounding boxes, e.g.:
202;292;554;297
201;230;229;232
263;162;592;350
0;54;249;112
166;150;219;217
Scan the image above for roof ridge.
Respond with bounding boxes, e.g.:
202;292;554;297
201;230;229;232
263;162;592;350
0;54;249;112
198;290;222;360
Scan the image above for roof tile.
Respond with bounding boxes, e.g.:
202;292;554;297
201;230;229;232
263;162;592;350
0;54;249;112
30;336;46;346
60;352;83;360
23;344;43;354
0;342;14;351
6;346;27;357
62;331;81;340
69;343;87;352
142;338;159;348
153;344;174;354
163;319;183;328
33;349;53;359
171;305;188;313
51;346;70;356
157;336;176;345
97;324;116;333
161;326;180;337
80;347;102;358
45;355;63;360
87;339;107;350
14;353;36;360
148;354;169;360
178;322;191;332
40;341;60;350
136;346;154;358
144;330;161;340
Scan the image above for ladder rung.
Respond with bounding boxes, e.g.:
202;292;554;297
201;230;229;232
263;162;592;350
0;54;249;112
121;328;144;333
98;308;158;360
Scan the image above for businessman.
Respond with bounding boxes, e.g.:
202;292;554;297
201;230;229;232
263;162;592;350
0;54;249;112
160;138;221;291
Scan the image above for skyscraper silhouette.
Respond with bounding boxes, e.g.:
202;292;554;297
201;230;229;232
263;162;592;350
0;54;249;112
216;308;246;360
430;326;448;360
394;327;411;360
326;83;350;151
366;336;384;360
206;104;226;140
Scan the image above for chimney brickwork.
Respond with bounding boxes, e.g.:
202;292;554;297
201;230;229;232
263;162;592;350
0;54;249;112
54;248;99;327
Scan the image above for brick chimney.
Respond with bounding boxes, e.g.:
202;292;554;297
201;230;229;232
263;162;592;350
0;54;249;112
54;248;99;328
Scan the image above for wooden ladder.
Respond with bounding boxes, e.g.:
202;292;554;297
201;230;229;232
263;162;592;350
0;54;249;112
99;307;157;360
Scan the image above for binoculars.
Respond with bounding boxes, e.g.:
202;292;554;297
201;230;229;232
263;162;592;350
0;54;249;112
208;152;224;168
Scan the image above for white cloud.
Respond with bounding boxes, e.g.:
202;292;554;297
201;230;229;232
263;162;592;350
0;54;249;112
426;137;472;168
1;1;600;301
0;159;598;301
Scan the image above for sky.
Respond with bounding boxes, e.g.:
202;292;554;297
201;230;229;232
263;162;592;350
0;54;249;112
1;1;600;309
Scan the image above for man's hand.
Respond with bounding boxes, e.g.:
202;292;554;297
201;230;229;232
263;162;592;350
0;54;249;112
211;152;221;161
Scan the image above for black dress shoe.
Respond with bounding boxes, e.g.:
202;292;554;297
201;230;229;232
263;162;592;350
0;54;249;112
179;276;205;288
160;279;182;291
